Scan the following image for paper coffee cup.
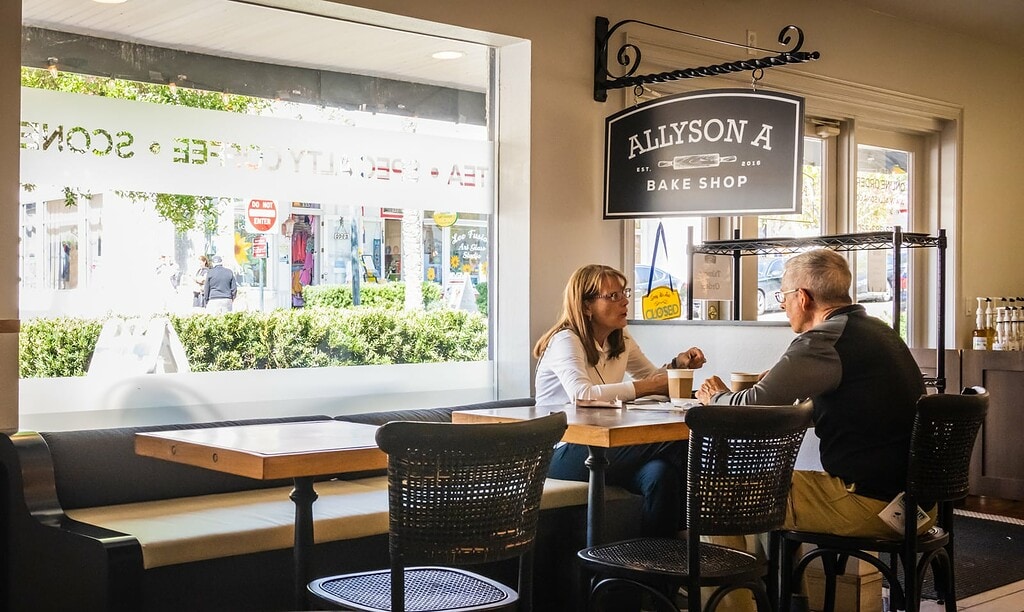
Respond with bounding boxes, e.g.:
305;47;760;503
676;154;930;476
731;372;760;392
666;369;694;400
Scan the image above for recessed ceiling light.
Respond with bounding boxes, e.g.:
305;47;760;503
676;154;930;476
431;50;465;60
92;0;129;4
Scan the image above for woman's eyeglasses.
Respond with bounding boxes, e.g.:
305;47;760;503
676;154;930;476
593;288;633;302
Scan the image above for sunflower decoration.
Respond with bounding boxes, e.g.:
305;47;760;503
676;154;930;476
234;232;253;265
450;254;461;271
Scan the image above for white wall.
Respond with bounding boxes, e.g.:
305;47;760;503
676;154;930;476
628;321;795;384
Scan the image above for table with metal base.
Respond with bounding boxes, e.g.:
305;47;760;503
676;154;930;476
136;420;386;610
453;404;690;547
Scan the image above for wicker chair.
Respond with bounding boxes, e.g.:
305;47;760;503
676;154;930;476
577;401;813;612
308;412;567;612
776;387;988;612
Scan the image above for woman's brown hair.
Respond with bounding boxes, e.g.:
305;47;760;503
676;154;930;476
533;264;628;366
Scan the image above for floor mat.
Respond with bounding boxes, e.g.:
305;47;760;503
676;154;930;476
890;511;1024;601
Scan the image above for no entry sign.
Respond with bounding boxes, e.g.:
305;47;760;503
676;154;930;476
252;235;268;259
246;199;278;233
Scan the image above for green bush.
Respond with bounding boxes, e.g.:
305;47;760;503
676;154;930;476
19;317;103;377
19;307;488;377
303;282;443;310
474;281;488;316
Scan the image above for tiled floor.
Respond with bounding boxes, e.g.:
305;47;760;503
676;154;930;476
851;580;1024;612
936;579;1024;611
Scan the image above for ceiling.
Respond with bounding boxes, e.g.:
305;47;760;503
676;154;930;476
21;0;1024;94
841;0;1024;53
20;0;492;91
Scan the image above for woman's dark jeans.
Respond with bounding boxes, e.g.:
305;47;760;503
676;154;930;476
549;441;687;537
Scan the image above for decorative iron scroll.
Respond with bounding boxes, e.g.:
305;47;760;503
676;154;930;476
594;16;821;102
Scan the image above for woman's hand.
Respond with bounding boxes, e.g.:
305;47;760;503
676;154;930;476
632;371;668;398
675;347;706;369
696;375;729;404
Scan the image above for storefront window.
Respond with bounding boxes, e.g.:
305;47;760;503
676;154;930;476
17;0;511;428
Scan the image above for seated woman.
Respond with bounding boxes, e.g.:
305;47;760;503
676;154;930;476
533;263;705;536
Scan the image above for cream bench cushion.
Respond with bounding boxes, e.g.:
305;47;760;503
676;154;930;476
67;476;629;569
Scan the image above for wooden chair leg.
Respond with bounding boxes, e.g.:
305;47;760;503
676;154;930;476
577;565;592;612
821;554;839;612
779;538;799;612
768;532;781;609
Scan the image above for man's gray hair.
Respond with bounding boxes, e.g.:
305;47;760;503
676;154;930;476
784;249;852;306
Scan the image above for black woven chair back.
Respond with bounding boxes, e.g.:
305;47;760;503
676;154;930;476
775;387;991;612
908;387;988;505
375;411;567;567
685;400;813;536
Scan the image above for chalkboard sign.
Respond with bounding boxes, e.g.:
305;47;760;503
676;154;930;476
604;89;804;218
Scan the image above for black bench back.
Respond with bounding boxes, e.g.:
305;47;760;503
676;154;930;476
40;415;331;509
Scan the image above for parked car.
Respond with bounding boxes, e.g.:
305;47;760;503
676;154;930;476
757;257;786;314
759;255;896;314
635;264;683;296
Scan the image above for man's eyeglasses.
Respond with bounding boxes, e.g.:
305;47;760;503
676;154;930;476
592;288;633;302
774;288;799;303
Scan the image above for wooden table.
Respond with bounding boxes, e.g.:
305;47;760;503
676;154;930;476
452;404;690;547
136;420;386;610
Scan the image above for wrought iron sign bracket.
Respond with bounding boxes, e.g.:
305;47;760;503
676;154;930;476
594;16;821;102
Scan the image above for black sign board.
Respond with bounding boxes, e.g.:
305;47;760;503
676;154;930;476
604;89;804;218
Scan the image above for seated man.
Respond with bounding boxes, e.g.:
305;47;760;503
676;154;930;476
696;248;928;538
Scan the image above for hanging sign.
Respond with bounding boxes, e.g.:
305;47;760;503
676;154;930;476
604;89;804;218
433;211;459;227
641;223;681;321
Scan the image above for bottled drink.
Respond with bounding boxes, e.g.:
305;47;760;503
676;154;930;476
972;297;989;350
985;298;996;349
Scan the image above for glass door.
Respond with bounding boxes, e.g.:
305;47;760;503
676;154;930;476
322;214;353;286
755;136;826;320
855;129;924;337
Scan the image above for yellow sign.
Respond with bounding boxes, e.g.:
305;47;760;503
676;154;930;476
433;211;459;227
642;285;682;321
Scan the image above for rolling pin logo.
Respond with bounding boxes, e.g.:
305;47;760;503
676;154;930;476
658;154;737;170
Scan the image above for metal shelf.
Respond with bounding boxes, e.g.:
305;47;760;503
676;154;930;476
687;227;947;392
692;230;941;256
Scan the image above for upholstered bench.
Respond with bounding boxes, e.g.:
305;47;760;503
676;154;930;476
1;400;643;611
62;475;628;571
